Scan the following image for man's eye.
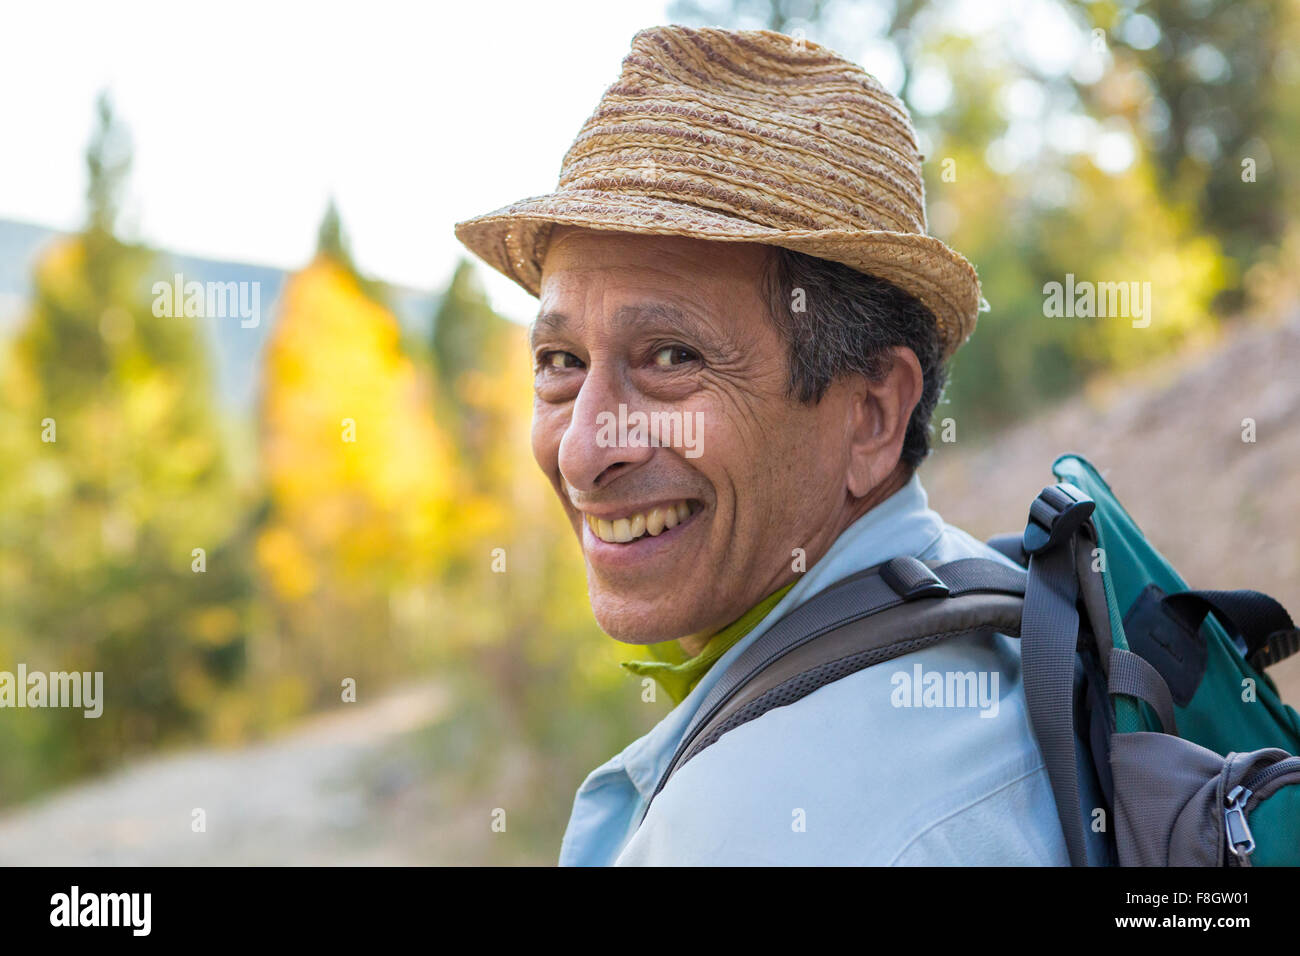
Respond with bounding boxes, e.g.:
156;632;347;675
540;351;583;370
652;346;697;368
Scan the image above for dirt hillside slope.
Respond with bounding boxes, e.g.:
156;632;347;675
921;308;1300;700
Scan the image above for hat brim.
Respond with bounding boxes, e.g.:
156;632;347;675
454;189;980;360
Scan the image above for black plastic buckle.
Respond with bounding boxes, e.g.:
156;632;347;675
880;555;950;601
1022;482;1095;556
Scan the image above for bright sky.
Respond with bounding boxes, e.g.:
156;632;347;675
1;0;1119;323
0;0;672;322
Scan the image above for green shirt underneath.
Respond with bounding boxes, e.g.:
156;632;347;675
621;583;797;705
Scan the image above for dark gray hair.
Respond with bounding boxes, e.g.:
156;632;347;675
763;247;948;471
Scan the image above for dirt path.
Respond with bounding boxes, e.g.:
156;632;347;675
0;683;457;865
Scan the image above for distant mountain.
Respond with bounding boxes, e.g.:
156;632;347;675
0;217;441;413
0;218;58;337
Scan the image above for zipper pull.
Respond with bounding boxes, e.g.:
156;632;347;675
1225;785;1256;861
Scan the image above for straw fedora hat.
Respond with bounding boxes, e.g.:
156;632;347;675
455;25;981;359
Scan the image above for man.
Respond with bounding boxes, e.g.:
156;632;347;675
455;25;1068;865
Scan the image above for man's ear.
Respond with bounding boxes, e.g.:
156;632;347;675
844;346;924;499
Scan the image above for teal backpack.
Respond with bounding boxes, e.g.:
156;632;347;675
1021;454;1300;865
648;453;1300;865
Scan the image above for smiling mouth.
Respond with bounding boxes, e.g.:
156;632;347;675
583;500;699;544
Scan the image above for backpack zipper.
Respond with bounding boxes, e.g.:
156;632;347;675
1224;786;1255;862
1225;756;1300;864
1242;755;1300;793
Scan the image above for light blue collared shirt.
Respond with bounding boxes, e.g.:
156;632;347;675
558;473;1069;865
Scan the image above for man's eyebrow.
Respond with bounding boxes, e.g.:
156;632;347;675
613;303;736;352
529;311;567;349
610;302;694;331
530;303;707;348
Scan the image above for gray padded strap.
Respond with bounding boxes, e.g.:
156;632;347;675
1021;541;1091;866
676;592;1027;773
643;556;1027;816
1074;535;1115;675
1107;647;1179;736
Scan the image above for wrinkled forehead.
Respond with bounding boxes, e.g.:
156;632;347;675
542;226;771;284
536;227;774;335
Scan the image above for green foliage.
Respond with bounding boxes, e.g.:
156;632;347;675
85;92;131;238
313;198;390;307
0;100;254;801
430;261;513;456
316;198;351;266
431;262;509;393
1075;0;1299;299
669;0;1297;436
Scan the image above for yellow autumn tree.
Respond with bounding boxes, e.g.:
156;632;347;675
257;252;460;699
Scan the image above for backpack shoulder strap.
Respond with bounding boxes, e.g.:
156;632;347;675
643;555;1028;816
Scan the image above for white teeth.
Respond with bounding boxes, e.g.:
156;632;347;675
586;501;694;543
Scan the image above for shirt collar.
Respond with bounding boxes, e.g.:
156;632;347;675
619;581;797;705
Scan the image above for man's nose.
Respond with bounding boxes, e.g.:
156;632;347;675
558;365;655;493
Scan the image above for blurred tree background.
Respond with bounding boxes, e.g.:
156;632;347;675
1;0;1298;861
674;0;1300;429
0;96;256;801
0;92;655;858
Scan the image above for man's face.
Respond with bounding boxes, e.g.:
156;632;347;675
531;228;864;644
